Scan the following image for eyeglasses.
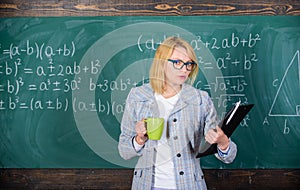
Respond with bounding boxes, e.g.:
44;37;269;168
168;59;197;71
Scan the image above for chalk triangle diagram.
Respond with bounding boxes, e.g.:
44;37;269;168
269;50;300;117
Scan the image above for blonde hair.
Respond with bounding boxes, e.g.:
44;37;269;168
149;36;199;94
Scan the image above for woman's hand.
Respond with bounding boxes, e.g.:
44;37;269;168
205;126;229;151
135;119;148;145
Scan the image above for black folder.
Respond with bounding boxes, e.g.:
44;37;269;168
196;103;254;158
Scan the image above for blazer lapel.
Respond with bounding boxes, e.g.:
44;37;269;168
170;83;200;115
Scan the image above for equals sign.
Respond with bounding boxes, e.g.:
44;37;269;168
0;84;4;92
19;102;29;109
204;62;213;69
24;68;33;74
28;84;37;91
204;84;211;90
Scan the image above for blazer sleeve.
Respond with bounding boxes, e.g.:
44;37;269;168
215;139;237;164
118;88;144;160
200;90;237;163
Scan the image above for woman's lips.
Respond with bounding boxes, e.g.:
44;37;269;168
178;75;187;80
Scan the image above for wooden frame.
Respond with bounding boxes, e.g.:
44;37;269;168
1;169;300;189
0;0;299;189
0;0;299;17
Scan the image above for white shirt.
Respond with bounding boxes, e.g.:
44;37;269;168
152;93;179;189
133;92;180;189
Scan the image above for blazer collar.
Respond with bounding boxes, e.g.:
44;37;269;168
180;83;201;104
170;83;201;114
135;83;202;106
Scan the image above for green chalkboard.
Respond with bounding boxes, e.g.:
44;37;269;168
0;16;299;169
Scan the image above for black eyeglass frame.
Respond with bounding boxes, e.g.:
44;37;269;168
167;59;197;71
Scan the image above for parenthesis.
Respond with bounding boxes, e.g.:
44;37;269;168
40;43;44;60
9;44;13;59
72;97;77;113
15;79;19;96
35;42;39;59
111;101;115;116
137;34;143;52
30;97;34;111
106;101;110;115
71;41;75;57
14;61;18;77
65;98;68;112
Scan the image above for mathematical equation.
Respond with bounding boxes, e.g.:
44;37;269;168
2;40;75;60
0;33;259;113
0;97;124;116
137;33;261;52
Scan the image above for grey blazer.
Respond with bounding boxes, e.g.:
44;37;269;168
118;83;237;190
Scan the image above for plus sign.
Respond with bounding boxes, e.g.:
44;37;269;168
204;41;210;48
0;99;5;109
241;39;248;47
48;64;55;73
83;66;89;73
46;100;53;107
97;83;103;88
56;48;63;55
53;81;60;87
231;59;240;66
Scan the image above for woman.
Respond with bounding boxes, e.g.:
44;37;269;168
118;36;237;190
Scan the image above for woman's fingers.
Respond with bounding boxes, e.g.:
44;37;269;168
135;120;147;136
